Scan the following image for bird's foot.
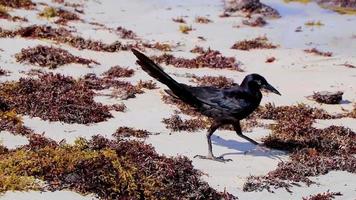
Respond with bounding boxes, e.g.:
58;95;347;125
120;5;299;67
194;155;232;162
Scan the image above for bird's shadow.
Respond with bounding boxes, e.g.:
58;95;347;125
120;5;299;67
211;135;286;160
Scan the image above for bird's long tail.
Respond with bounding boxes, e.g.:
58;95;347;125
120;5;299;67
132;49;201;107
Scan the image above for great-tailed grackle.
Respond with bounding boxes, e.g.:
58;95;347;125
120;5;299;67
132;49;281;162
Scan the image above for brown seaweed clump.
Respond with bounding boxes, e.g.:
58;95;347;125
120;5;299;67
243;103;355;193
116;26;138;39
15;45;99;69
152;49;242;71
242;16;267;27
0;0;35;9
81;73;143;100
39;7;80;25
231;36;278;51
304;48;333;57
302;191;342;200
113;126;151;139
0;136;237;199
195;16;213;23
0;25;139;52
162;114;211;132
172;17;186;23
224;0;280;18
190;75;236;88
0;5;28;21
102;65;134;78
0;73;113;124
310;91;343;104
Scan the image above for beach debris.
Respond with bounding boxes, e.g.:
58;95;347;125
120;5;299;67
304;48;333;57
224;0;280;18
179;24;193;34
136;80;158;90
80;73;143;100
348;104;356;118
0;0;35;9
232;36;278;50
0;136;237;199
113;127;151;139
107;103;126;112
39;6;80;25
190;46;207;54
305;20;324;26
162;114;210;132
243;103;355;193
0;73;113;124
295;26;303;32
0;68;10;76
102;65;134;78
315;0;356;14
152;48;242;71
340;62;356;68
116;26;138;39
302;191;342;200
0;5;28;21
15;45;99;69
195;16;213;23
190;75;235;88
242;16;267;27
172;17;186;23
0;25;139;52
309;91;343;104
265;57;276;63
197;36;207;41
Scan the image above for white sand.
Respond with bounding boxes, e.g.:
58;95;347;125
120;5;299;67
0;0;355;199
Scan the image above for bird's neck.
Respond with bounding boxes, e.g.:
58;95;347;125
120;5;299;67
240;80;262;100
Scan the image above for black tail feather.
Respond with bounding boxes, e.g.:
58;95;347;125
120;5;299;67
132;49;201;107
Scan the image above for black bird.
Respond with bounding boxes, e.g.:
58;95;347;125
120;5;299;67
132;49;281;162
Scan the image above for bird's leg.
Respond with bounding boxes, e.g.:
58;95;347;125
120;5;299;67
194;121;232;162
233;122;270;152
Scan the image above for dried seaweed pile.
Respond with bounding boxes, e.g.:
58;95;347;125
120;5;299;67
232;36;278;51
15;45;98;69
172;17;186;23
80;73;143;100
302;191;342;200
243;103;355;193
113;126;151;139
39;7;80;25
242;16;267;27
195;16;212;23
310;91;343;104
224;0;280;18
0;5;28;21
0;109;34;136
190;75;235;88
0;136;237;199
0;25;139;52
0;0;35;9
152;49;242;70
0;73;113;124
304;48;333;57
102;65;134;78
162;114;211;132
116;26;137;39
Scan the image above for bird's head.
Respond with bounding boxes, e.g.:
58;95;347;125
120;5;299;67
242;74;281;95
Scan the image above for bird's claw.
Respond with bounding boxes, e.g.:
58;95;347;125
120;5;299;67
194;155;232;162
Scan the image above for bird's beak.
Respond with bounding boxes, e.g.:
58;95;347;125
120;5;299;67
262;83;281;95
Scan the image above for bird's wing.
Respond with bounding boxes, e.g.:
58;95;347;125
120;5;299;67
184;85;251;114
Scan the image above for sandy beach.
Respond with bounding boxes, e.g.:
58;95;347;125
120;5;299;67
0;0;355;199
